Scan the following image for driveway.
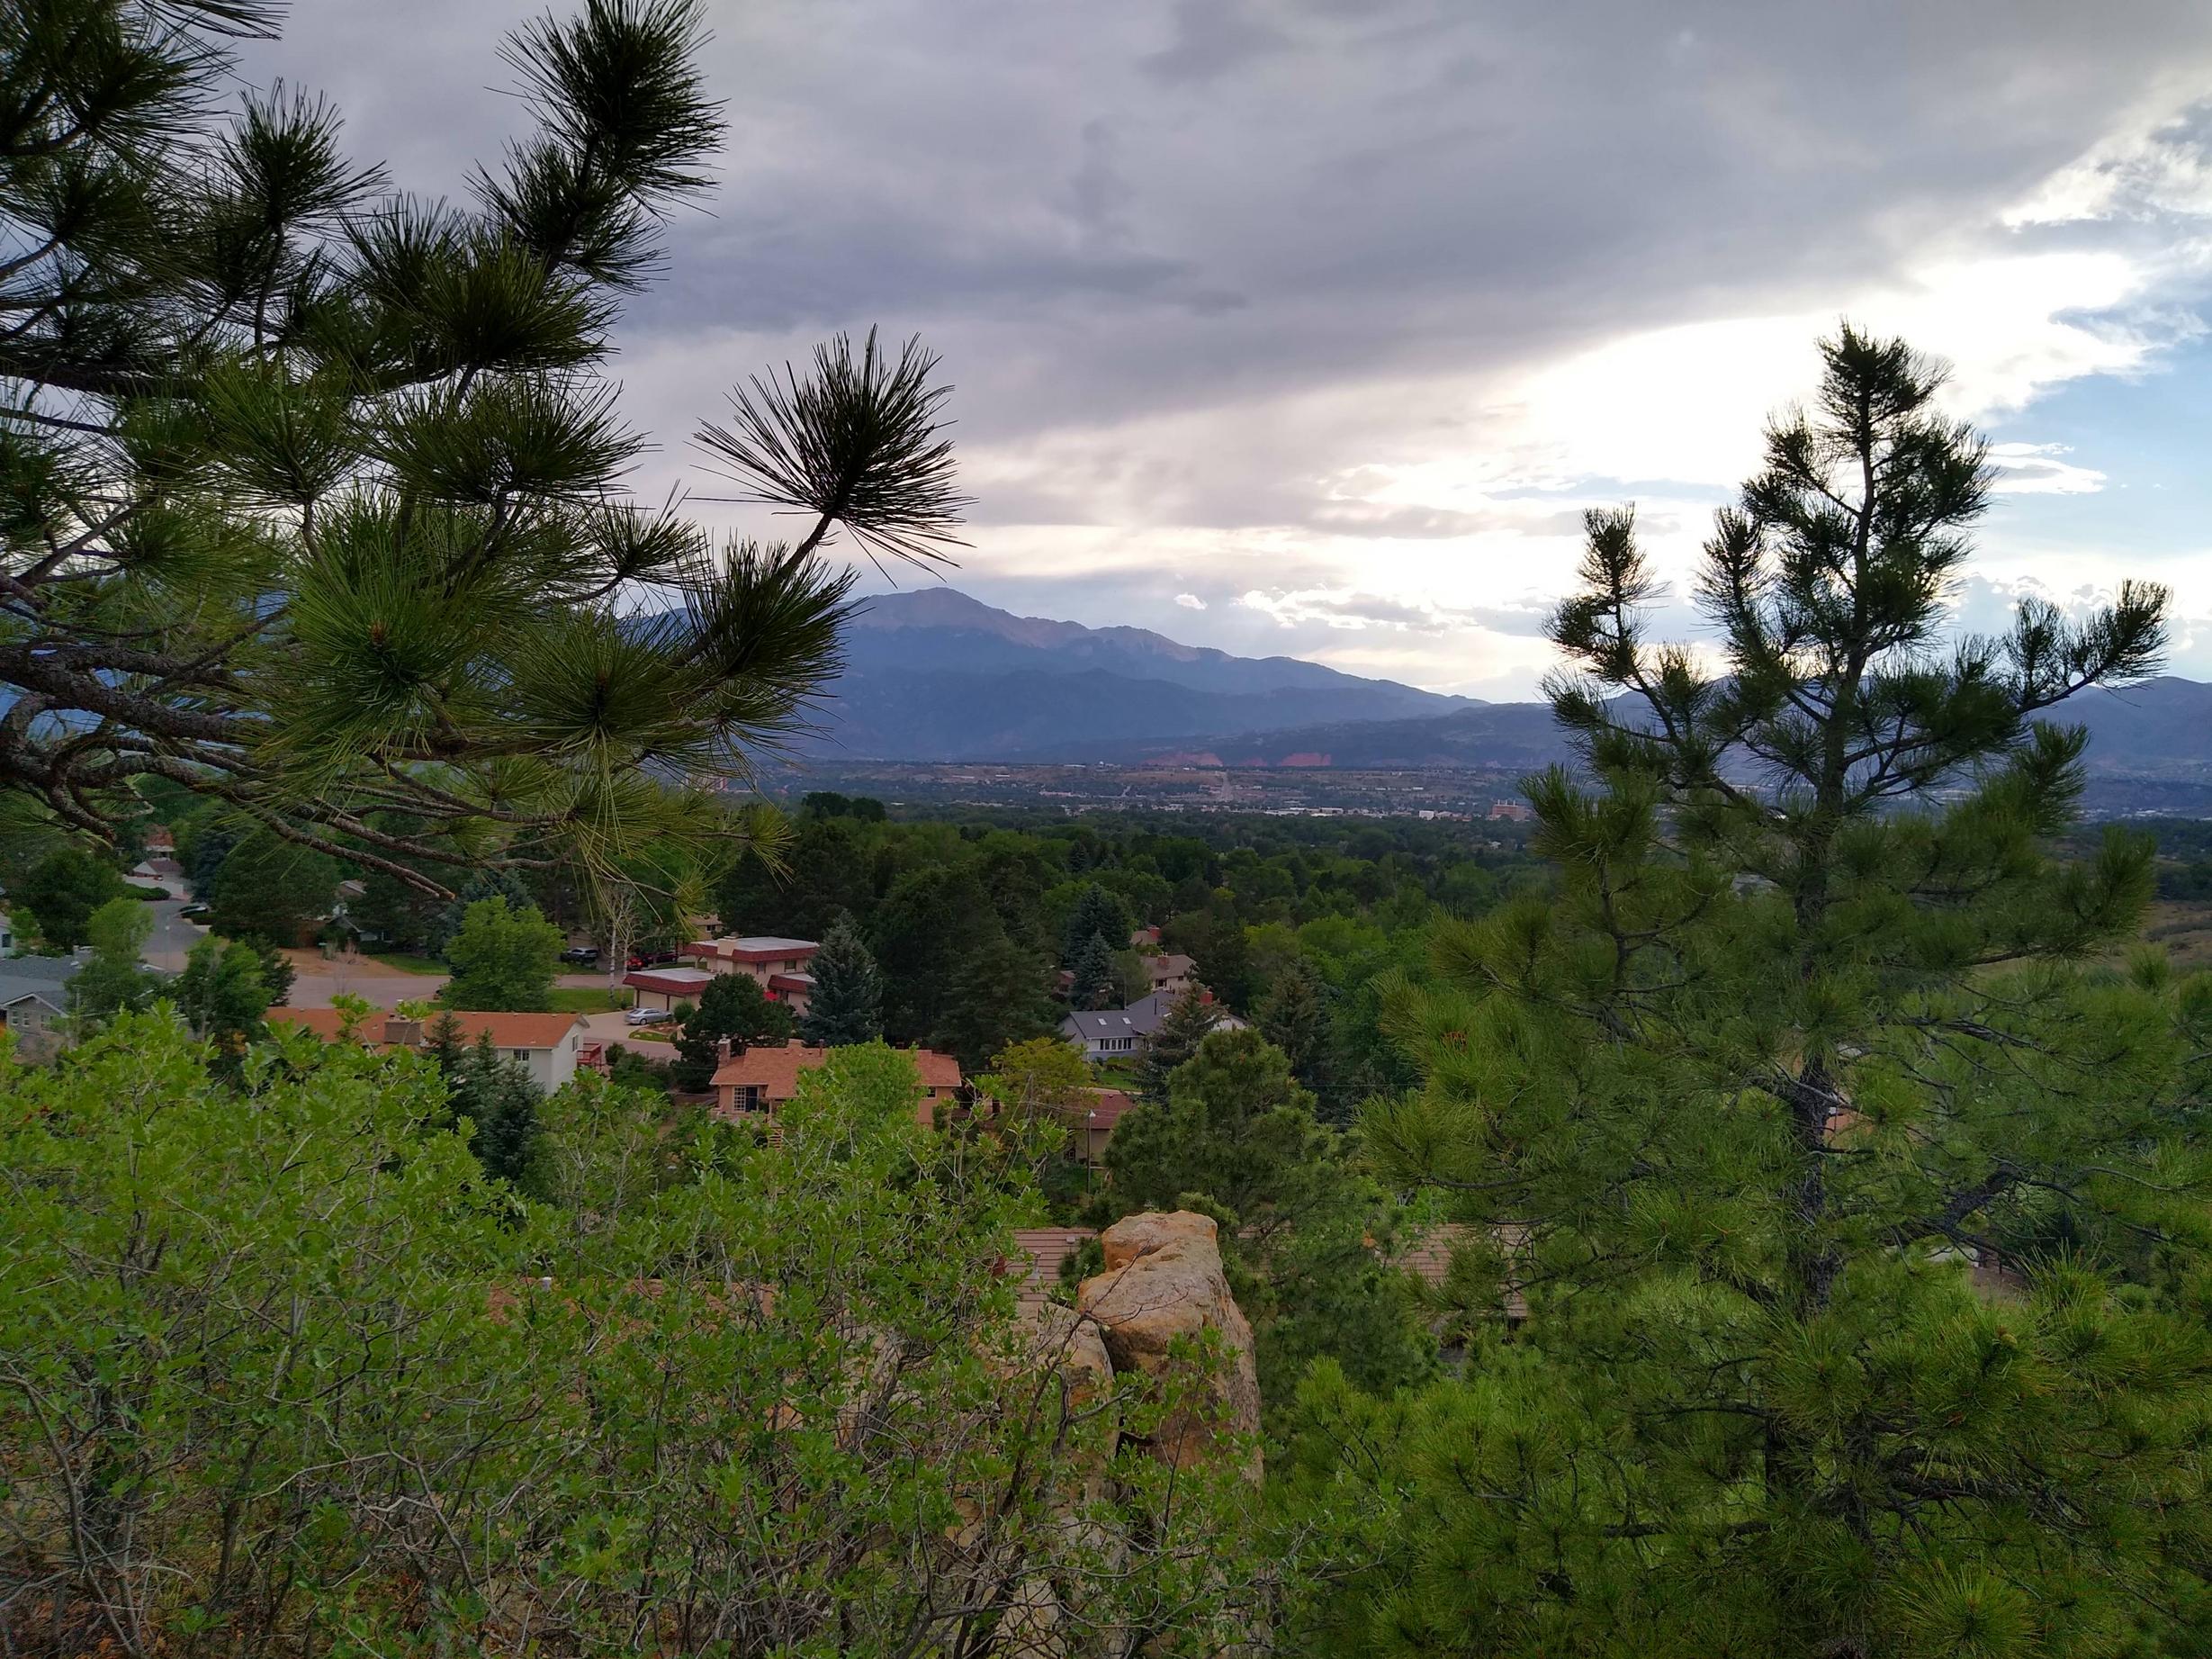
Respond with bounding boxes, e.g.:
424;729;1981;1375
141;897;207;973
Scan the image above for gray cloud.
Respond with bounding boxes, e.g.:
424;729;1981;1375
230;0;2212;690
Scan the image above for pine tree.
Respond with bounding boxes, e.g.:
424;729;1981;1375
1299;327;2211;1657
1066;930;1119;1011
1137;987;1218;1100
1103;1029;1432;1407
798;914;884;1047
0;0;965;896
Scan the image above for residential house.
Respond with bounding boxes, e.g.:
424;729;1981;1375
1071;1086;1137;1164
710;1039;963;1127
1060;1006;1149;1062
1144;952;1196;996
1123;988;1247;1032
682;935;820;1016
0;970;69;1060
1059;987;1245;1064
623;965;719;1013
270;1008;591;1092
0;910;13;951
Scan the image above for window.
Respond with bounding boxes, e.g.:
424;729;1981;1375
512;1049;528;1061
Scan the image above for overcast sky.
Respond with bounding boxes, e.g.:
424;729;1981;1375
243;0;2212;696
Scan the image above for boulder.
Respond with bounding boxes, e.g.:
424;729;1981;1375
1077;1211;1262;1481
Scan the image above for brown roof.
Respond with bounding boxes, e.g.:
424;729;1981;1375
688;936;819;964
711;1040;963;1097
271;1008;583;1050
1080;1086;1137;1129
1148;953;1195;979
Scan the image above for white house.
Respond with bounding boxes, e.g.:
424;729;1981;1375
270;1009;591;1092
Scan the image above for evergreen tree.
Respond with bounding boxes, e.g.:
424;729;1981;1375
13;846;129;949
1256;956;1329;1091
251;938;295;1008
799;913;884;1047
441;897;562;1011
67;897;157;1019
672;972;792;1089
0;0;964;897
1104;1029;1431;1407
932;930;1052;1072
1066;929;1119;1011
1061;883;1130;968
447;1035;546;1189
1298;328;2208;1658
423;1011;471;1073
1137;987;1218;1100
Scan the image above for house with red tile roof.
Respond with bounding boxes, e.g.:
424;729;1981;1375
710;1039;964;1127
269;1008;590;1092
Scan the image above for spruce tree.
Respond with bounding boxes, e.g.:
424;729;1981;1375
447;1035;546;1189
1257;956;1329;1090
1297;328;2211;1657
798;913;883;1047
1067;929;1119;1011
1062;883;1130;967
1137;987;1218;1100
0;0;965;894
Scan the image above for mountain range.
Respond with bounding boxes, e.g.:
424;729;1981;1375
796;589;2212;806
801;588;1470;760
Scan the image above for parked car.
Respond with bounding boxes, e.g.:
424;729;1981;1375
178;904;211;924
559;946;600;965
625;1005;674;1027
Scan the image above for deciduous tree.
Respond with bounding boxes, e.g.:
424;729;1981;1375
672;969;792;1089
13;846;129;949
66;897;157;1019
440;895;562;1011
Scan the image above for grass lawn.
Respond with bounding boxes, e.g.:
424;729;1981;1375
548;987;630;1014
365;952;447;976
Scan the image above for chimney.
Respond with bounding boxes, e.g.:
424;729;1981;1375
716;1037;733;1064
382;1015;422;1047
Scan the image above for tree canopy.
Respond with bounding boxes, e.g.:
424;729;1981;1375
439;895;562;1011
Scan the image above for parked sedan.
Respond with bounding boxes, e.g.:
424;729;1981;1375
624;1005;674;1027
559;946;600;965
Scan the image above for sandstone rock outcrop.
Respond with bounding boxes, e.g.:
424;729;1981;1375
1075;1210;1263;1481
